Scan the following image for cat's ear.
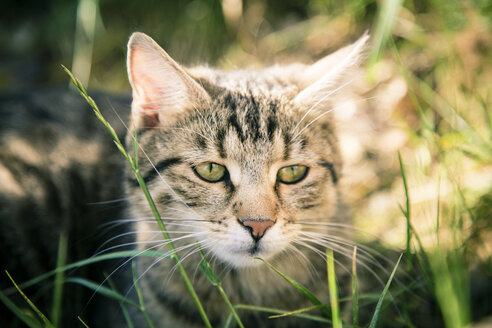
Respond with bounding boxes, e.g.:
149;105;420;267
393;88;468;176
127;32;211;128
294;32;369;106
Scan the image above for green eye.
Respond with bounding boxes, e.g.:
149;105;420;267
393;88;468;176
277;165;309;184
194;162;227;182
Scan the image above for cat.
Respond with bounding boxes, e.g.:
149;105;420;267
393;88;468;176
0;32;441;327
124;32;379;327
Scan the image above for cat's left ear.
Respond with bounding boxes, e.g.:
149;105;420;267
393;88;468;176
294;32;369;106
127;32;211;128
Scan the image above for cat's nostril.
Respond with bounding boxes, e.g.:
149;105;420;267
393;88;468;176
238;218;275;241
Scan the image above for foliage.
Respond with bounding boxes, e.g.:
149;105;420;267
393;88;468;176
1;0;491;327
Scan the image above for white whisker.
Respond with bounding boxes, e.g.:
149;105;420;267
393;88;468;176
110;104;201;217
293;96;376;140
292;78;356;136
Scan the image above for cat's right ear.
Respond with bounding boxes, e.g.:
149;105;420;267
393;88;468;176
293;32;369;106
127;32;211;128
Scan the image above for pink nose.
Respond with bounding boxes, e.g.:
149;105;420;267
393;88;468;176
238;218;275;241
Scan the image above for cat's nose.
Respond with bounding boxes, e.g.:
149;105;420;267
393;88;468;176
238;218;275;241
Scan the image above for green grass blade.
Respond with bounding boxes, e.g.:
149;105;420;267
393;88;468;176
268;304;323;319
369;0;403;64
65;277;140;309
251;257;330;317
78;316;90;328
62;66;212;328
431;250;470;328
389;39;434;132
398;152;433;285
436;175;441;247
352;247;359;328
326;249;342;328
199;249;244;328
0;289;42;328
198;259;221;287
368;253;402;328
216;285;244;328
7;250;170;294
132;126;139;168
223;312;234;328
398;152;412;265
106;273;135;328
118;297;135;328
5;270;55;328
480;95;492;139
132;261;155;328
51;231;68;328
234;304;331;323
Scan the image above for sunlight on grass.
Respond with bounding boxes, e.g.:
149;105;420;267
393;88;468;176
1;1;490;327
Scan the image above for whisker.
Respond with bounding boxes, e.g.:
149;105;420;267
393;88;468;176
86;197;130;205
160;241;213;283
293;96;376;140
295;236;387;287
169;127;214;144
81;238;180;308
293;240;352;277
109;104;201;217
299;230;396;273
299;232;388;270
99;216;208;230
292;78;356;136
124;241;211;299
297;220;382;238
93;231;207;258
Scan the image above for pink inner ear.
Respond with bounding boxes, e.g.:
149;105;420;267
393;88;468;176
132;76;161;127
128;46;163;127
128;35;211;129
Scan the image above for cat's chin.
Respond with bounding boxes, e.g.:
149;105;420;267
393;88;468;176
213;246;279;268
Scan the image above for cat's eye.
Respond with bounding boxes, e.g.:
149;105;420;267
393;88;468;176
277;165;309;184
194;162;227;183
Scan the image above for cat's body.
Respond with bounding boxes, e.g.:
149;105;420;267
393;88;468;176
0;33;442;327
0;90;135;326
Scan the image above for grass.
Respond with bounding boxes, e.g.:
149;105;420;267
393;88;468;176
63;65;213;328
51;232;68;328
326;249;342;328
1;68;417;327
368;254;402;328
198;247;245;328
1;0;491;327
4;271;55;328
352;247;359;328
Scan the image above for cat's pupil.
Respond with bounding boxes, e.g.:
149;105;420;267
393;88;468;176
194;162;227;182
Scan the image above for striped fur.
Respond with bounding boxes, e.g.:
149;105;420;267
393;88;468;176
0;33;443;328
126;32;367;327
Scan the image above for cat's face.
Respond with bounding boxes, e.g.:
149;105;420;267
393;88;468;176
125;32;367;268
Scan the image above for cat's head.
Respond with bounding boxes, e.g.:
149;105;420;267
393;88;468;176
125;32;368;268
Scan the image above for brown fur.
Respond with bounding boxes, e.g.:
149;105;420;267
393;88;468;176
125;32;367;327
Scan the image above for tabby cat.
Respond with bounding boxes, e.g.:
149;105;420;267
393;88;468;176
125;32;368;327
1;32;437;327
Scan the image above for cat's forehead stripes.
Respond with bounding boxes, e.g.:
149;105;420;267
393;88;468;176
212;91;289;160
221;92;275;141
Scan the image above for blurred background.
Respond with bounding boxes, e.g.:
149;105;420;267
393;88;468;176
1;0;491;325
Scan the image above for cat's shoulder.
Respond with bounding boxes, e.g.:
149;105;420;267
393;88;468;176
0;88;131;137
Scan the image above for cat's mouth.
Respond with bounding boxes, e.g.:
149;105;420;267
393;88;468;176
207;220;287;267
247;242;261;255
211;239;275;267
